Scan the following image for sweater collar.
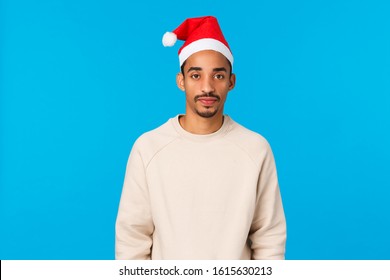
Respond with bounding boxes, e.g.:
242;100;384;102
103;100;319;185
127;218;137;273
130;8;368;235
171;114;231;142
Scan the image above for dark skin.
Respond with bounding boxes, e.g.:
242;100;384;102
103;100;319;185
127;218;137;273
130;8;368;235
176;50;236;135
181;58;233;77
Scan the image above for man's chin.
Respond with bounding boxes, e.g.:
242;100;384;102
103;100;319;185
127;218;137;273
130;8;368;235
196;109;218;118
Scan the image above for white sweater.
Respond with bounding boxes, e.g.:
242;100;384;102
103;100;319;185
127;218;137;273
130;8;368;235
115;115;286;260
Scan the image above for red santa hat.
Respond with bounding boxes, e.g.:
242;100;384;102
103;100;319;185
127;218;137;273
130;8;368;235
162;16;233;67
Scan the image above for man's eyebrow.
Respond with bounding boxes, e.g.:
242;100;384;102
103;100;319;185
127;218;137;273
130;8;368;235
186;67;228;73
187;67;202;73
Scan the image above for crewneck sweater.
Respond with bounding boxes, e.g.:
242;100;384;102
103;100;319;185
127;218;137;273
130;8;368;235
116;115;286;260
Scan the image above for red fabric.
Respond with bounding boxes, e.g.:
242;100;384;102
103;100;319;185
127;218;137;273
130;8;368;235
172;16;231;55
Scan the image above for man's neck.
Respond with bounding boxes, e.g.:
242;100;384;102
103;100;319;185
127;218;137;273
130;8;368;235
179;113;224;135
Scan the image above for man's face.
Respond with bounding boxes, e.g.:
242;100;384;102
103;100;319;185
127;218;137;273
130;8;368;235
176;50;235;119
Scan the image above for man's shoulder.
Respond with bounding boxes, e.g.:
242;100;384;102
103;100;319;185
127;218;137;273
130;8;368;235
228;118;270;149
138;118;176;140
226;118;273;163
131;116;179;155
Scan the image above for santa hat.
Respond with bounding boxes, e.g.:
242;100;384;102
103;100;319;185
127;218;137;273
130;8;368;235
162;16;233;67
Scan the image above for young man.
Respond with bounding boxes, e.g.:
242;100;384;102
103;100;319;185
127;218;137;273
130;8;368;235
115;16;286;260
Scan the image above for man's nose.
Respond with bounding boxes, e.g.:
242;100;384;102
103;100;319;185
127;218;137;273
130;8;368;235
201;76;215;94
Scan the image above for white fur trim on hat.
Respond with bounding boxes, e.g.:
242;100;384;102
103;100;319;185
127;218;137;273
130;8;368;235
179;38;233;67
162;32;177;47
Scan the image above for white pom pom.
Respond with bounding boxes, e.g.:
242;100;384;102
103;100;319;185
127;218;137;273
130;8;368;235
162;32;177;47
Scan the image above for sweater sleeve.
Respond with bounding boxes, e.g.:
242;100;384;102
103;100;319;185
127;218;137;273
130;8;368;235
115;144;154;260
248;143;286;260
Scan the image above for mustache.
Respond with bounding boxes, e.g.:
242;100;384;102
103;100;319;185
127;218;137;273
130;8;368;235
194;93;221;102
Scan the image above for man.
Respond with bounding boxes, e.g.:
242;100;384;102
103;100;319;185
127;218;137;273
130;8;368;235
115;16;286;260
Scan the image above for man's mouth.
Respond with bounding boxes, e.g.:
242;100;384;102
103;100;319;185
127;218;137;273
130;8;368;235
197;97;218;106
195;94;220;107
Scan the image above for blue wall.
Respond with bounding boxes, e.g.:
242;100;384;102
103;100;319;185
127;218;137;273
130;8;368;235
1;0;389;259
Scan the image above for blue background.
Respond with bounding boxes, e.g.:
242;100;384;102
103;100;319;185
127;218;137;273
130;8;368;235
1;0;389;260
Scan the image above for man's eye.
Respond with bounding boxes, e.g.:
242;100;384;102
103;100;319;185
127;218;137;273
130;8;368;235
191;74;200;79
214;74;224;80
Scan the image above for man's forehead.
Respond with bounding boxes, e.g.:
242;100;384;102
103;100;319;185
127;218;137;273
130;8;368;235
185;50;231;68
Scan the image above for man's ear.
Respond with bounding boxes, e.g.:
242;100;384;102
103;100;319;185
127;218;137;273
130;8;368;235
228;73;236;90
176;73;185;91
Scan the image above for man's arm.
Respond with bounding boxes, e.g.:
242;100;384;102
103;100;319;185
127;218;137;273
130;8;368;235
249;143;286;260
115;144;154;259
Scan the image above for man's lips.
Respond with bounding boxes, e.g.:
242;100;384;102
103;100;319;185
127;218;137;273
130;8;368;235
197;97;218;106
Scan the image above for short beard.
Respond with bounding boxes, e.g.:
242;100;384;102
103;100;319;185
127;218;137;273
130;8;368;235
194;93;220;118
195;108;218;118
